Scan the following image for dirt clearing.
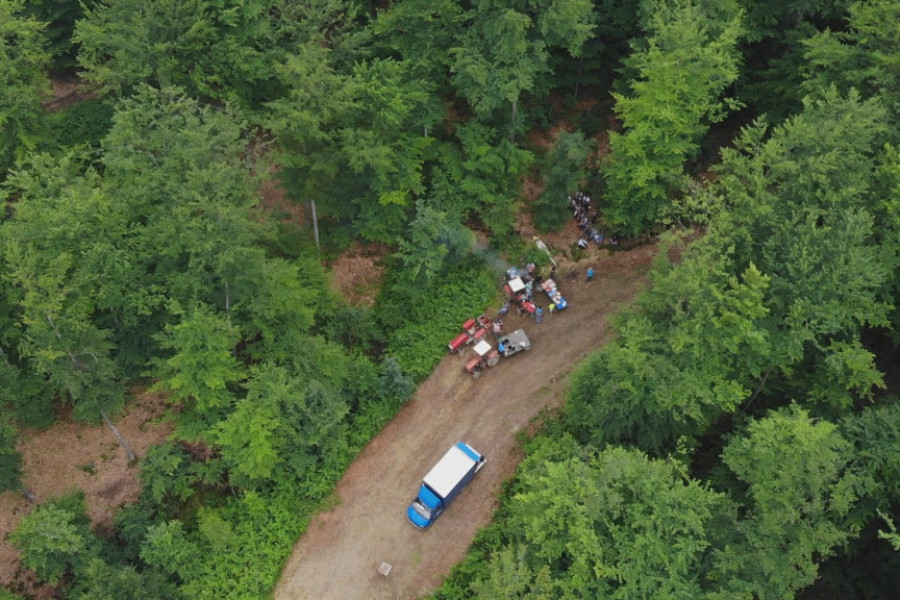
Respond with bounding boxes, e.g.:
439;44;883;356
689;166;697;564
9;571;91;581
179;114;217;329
274;242;656;600
0;391;172;597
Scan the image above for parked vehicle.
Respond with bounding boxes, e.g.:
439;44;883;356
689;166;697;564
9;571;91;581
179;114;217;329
463;339;500;379
447;316;490;354
407;442;486;529
502;274;538;317
540;278;568;310
496;328;532;357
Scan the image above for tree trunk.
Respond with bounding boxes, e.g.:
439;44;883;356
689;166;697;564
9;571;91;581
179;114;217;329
100;409;137;464
509;97;519;143
744;367;774;411
573;57;583;100
310;200;320;249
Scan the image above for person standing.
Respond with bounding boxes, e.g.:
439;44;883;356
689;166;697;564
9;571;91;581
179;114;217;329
586;267;594;282
547;303;555;317
535;306;543;323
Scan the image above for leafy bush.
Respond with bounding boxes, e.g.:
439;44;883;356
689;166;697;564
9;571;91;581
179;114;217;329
43;99;114;150
378;257;497;380
532;130;593;232
9;492;96;585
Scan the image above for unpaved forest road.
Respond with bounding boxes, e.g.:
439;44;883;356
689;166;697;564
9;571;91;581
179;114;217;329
275;245;656;600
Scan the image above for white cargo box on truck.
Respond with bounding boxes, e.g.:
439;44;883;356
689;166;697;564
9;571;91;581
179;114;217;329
424;444;479;498
407;442;486;529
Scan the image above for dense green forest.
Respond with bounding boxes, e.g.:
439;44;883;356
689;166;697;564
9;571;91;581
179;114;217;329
0;0;898;598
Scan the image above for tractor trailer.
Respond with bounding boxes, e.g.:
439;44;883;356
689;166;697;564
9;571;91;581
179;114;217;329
406;442;486;529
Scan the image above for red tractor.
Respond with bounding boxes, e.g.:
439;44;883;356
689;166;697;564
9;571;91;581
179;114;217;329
463;340;500;379
447;316;491;354
502;274;537;317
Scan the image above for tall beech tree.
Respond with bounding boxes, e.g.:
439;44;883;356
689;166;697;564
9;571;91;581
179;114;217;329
450;0;596;139
713;405;858;599
468;435;735;599
533;130;594;231
151;305;242;441
0;0;50;177
568;88;893;454
73;0;343;111
565;246;771;453
269;45;433;242
602;0;742;236
2;161;136;459
711;89;893;411
803;0;900;119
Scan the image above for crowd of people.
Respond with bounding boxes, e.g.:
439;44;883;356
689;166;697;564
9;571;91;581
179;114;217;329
569;191;617;249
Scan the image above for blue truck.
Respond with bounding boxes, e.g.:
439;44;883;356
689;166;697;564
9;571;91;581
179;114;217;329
406;442;486;529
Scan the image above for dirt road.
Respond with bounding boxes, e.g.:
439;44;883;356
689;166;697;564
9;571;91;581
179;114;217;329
274;245;656;600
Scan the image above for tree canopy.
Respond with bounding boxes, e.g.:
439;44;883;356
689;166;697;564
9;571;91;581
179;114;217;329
3;0;900;599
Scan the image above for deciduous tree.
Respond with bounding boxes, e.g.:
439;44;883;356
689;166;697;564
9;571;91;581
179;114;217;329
0;0;50;176
603;1;742;235
152;305;242;441
9;494;95;585
714;405;858;599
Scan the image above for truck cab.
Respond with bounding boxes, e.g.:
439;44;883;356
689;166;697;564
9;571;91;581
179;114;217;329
407;442;486;529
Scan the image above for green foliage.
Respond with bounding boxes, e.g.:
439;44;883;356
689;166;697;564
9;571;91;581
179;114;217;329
533;130;594;232
0;417;23;494
373;0;463;94
603;1;743;236
213;363;350;489
1;163;128;420
878;509;900;553
139;442;203;513
70;556;181;600
140;520;201;583
22;0;84;70
234;257;319;364
565;244;770;453
269;46;433;243
142;481;316;600
0;0;50;177
42;99;115;151
379;257;496;380
152;306;242;439
321;305;382;353
9;493;96;584
450;0;596;136
451;6;547;133
379;356;416;405
840;402;900;523
443;122;535;239
74;0;341;112
447;435;735;599
397;200;476;282
713;405;858;599
711;89;892;408
803;0;900;119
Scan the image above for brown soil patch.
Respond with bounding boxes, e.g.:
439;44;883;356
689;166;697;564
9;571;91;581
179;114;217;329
274;241;656;600
258;164;306;226
0;389;173;597
42;78;96;113
328;243;390;308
